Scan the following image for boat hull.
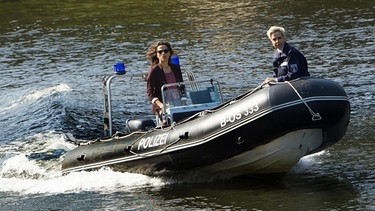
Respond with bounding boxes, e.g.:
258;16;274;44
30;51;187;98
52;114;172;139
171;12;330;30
62;77;350;176
200;128;323;176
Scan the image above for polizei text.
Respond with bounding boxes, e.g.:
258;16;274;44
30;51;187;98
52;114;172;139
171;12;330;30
137;133;169;150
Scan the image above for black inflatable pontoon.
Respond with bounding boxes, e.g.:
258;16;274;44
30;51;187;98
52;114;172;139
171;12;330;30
62;72;350;177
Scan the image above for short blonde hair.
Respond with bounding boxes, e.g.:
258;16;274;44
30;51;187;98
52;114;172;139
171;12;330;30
267;26;286;40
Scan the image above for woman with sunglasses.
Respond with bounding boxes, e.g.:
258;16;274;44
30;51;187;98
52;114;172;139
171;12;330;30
146;41;184;125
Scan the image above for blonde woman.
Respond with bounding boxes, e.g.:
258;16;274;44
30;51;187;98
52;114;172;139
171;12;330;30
264;26;310;83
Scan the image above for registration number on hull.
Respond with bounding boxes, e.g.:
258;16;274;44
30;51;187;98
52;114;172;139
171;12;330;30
220;102;259;127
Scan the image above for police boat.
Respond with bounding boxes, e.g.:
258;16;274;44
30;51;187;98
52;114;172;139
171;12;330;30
62;64;350;177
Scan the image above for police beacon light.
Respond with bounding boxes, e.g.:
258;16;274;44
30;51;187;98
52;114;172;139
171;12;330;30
171;56;180;65
114;62;126;75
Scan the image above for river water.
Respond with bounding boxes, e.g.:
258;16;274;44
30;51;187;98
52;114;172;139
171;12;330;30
0;0;374;210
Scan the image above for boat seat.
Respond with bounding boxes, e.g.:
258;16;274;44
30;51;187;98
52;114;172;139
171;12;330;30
125;118;156;133
190;89;212;104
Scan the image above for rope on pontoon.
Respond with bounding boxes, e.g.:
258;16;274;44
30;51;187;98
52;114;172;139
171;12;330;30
285;81;322;121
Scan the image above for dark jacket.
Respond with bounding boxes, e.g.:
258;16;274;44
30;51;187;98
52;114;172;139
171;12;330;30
146;63;183;114
272;42;309;82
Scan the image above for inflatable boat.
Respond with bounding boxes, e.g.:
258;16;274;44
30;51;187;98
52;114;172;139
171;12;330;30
62;68;350;177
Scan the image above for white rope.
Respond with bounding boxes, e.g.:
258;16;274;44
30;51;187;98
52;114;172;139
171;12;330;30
285;81;322;121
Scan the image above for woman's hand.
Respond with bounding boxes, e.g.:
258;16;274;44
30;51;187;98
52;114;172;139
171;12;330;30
155;100;164;113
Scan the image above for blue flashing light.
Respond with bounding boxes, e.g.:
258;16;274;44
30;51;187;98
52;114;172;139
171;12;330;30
114;62;126;75
171;56;180;65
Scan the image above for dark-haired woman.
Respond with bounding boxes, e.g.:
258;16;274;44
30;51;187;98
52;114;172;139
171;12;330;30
146;41;183;125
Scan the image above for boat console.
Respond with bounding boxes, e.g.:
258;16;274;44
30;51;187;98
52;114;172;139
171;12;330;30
161;79;223;123
102;70;223;136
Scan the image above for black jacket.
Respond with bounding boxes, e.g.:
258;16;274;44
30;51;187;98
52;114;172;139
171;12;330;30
146;63;183;113
272;42;309;82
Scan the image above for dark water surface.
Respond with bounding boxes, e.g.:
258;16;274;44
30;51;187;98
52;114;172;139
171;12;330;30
0;0;374;210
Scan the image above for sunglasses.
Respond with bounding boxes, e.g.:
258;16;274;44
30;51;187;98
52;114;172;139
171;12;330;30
157;49;169;54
